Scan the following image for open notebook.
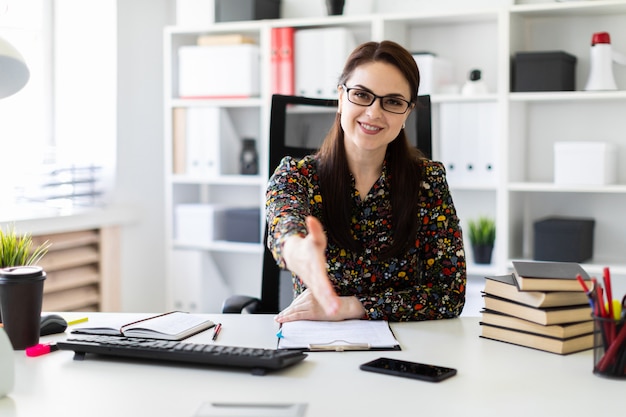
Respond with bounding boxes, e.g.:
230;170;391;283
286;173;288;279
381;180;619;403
277;320;400;351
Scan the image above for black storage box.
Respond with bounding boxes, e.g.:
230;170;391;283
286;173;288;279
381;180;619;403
216;208;261;243
533;217;595;263
215;0;281;22
513;51;577;92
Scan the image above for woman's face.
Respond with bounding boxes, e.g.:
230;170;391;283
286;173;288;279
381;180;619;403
338;61;413;158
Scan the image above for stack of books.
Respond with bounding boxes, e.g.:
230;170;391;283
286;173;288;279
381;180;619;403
480;260;594;354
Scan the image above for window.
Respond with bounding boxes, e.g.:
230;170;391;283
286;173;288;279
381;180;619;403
0;0;116;211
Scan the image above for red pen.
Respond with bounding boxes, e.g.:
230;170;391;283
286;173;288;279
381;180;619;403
212;323;222;341
603;267;614;319
576;273;591;294
25;343;59;357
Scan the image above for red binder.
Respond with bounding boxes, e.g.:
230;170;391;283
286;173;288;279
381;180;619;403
270;27;281;94
277;27;295;95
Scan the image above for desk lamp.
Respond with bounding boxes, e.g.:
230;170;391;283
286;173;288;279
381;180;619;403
0;35;30;99
0;35;29;398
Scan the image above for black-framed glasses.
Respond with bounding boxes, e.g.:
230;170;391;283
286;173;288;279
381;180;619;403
341;84;413;114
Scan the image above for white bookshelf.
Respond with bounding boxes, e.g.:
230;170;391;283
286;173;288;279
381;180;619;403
164;1;626;312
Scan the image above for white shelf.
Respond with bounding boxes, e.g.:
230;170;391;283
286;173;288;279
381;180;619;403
164;0;626;312
173;240;263;254
511;0;626;16
171;174;265;186
509;90;626;102
508;182;626;193
170;98;264;108
431;93;499;104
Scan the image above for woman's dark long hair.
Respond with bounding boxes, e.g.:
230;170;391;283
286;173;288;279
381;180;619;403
317;40;425;260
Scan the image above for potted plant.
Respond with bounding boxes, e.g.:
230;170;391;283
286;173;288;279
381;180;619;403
0;225;50;268
467;216;496;264
0;225;51;349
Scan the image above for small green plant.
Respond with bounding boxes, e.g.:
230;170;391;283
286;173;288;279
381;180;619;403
467;216;496;246
0;224;51;268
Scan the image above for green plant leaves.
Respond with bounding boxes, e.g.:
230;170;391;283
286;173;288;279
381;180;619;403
0;225;50;268
467;216;496;246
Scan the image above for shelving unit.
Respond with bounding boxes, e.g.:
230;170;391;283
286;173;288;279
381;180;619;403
164;1;626;312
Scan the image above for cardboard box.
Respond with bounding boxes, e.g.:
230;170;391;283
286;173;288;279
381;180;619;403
412;53;454;95
513;51;577;92
178;44;260;98
554;142;617;185
534;217;595;263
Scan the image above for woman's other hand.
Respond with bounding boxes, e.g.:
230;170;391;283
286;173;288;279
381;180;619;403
275;289;365;322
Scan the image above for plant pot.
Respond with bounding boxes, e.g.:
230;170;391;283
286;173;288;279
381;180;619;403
0;266;46;350
472;244;493;265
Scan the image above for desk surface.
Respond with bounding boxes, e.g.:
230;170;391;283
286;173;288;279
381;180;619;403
2;314;623;417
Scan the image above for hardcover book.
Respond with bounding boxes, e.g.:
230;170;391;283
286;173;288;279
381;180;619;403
512;260;592;292
480;323;593;355
482;294;591;326
484;274;588;308
480;310;593;339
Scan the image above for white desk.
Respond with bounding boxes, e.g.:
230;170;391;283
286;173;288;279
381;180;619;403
2;314;623;417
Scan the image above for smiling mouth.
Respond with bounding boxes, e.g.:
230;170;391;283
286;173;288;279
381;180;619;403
360;122;382;132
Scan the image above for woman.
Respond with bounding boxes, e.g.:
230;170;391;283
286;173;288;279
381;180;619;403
266;40;466;323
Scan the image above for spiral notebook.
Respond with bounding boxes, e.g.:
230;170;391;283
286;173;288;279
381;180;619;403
276;319;400;351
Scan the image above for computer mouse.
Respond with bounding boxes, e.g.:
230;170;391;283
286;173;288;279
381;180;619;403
40;314;68;336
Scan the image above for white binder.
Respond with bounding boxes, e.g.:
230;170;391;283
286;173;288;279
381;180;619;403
295;28;357;99
440;102;497;187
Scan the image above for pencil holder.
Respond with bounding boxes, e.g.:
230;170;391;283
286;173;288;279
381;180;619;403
592;315;626;379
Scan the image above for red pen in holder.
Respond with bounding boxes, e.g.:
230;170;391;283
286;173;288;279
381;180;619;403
593;314;626;379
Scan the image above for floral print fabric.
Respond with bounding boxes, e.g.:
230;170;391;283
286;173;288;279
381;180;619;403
266;155;466;321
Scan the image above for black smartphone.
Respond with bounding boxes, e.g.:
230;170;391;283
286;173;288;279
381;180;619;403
360;357;457;382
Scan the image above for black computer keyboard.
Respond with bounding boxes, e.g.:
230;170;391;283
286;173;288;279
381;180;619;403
57;335;307;375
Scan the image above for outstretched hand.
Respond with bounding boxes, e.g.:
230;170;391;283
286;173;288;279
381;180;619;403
277;216;340;319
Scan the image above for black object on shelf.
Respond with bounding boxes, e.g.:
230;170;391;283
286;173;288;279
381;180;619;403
513;51;577;92
533;216;595;263
240;138;259;175
326;0;345;15
215;0;281;22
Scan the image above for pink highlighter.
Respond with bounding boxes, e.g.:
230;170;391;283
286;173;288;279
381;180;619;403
25;343;59;357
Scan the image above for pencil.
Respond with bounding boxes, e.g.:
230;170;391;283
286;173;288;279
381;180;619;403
67;317;89;326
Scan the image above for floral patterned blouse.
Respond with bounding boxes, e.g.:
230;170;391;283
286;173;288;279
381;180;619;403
266;155;466;321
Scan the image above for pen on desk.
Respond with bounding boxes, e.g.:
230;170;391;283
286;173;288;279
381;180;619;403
212;323;222;341
67;317;89;326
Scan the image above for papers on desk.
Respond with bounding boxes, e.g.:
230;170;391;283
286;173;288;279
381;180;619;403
277;320;400;351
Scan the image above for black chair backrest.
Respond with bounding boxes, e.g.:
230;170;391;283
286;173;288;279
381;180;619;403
260;94;432;313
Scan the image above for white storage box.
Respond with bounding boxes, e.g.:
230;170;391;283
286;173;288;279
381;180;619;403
175;204;227;245
178;44;260;98
554;142;617;185
412;53;454;95
176;0;215;27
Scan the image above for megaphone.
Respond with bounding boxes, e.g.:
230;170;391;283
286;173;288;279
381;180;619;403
585;32;626;91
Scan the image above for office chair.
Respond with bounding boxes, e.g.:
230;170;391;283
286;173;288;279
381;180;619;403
221;93;432;314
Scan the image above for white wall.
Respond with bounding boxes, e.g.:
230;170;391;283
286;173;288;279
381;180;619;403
115;0;175;312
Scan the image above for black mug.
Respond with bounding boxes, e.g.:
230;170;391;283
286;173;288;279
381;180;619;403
0;266;46;350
